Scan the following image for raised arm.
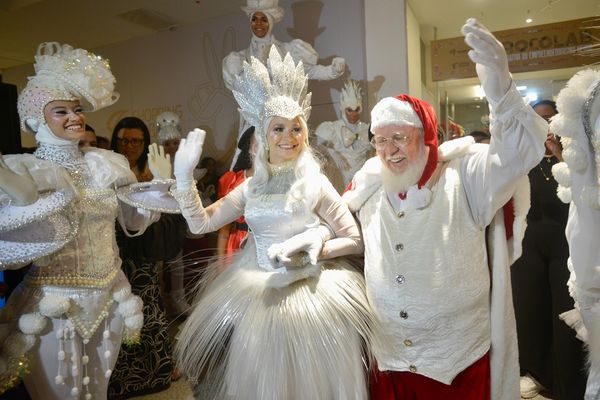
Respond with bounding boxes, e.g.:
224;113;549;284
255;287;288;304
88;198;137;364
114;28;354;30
460;19;547;227
172;129;245;234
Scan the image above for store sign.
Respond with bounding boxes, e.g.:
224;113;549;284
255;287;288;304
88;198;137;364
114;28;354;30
431;18;600;81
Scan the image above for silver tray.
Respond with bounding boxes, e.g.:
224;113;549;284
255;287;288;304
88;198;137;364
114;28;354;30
0;189;74;233
117;179;181;214
0;212;78;269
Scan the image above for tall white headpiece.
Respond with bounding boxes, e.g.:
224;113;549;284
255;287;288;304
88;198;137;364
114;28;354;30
156;111;182;143
232;46;311;149
339;79;363;112
17;42;119;132
241;0;284;23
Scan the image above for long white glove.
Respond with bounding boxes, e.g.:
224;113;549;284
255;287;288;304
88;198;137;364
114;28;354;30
330;57;346;79
461;18;511;103
147;143;172;180
0;153;38;206
267;225;332;268
174;129;205;190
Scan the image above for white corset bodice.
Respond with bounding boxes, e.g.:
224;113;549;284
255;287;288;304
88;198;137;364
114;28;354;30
245;193;316;270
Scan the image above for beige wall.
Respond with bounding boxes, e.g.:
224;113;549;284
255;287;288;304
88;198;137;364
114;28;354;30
4;0;368;167
406;3;421;99
364;0;408;103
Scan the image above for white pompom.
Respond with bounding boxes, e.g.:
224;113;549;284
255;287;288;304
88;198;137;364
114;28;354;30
85;394;92;400
18;313;47;335
557;185;572;204
117;296;143;318
55;375;64;385
551;162;571;187
104;350;111;359
103;330;110;340
39;294;70;318
58;350;65;361
70;387;79;397
105;369;112;378
81;355;89;365
563;142;589;172
112;282;132;303
82;376;90;385
124;314;144;331
83;338;89;345
56;328;64;339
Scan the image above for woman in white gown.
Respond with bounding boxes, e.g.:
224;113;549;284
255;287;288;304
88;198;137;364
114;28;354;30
173;48;377;400
0;43;158;399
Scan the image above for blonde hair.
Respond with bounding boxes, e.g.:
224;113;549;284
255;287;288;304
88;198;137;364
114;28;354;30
247;116;321;214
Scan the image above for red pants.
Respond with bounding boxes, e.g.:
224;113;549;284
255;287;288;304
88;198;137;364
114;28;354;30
370;352;491;400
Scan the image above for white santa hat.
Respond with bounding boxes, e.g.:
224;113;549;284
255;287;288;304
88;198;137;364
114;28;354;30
371;97;423;131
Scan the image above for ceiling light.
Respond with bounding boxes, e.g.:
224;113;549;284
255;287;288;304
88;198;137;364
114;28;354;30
525;91;538;103
526;17;533;23
516;85;527;91
474;85;485;99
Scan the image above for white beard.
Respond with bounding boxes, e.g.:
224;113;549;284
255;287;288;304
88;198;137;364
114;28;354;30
381;147;428;194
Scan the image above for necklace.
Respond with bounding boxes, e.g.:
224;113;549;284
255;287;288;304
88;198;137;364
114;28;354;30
538;156;554;181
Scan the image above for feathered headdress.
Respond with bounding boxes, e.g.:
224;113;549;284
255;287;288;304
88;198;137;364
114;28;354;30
232;46;311;149
551;69;600;208
339;79;363;113
17;42;119;132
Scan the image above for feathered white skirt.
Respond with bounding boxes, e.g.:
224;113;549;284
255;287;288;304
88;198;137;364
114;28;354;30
175;238;376;400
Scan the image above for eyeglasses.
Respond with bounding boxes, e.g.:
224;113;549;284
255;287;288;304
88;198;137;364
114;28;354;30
117;138;144;147
370;133;412;149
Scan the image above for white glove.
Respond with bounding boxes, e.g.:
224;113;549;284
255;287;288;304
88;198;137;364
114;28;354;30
341;126;357;148
222;52;244;90
331;57;346;78
174;129;206;190
0;153;38;206
461;18;511;103
148;143;172;180
267;226;330;268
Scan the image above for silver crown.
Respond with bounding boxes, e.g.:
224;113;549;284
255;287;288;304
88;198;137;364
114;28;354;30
340;79;363;111
232;46;311;147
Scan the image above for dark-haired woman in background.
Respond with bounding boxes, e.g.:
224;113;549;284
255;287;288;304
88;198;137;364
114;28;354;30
108;117;186;398
111;117;153;182
511;100;586;400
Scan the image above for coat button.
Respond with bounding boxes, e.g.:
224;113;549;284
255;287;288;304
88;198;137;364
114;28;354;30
395;243;404;251
397;211;405;218
399;310;408;319
409;365;417;372
395;274;405;284
403;339;413;347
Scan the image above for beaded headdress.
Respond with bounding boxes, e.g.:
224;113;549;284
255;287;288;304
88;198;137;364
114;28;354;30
339;79;363;113
156;111;182;143
232;46;311;149
17;42;119;133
